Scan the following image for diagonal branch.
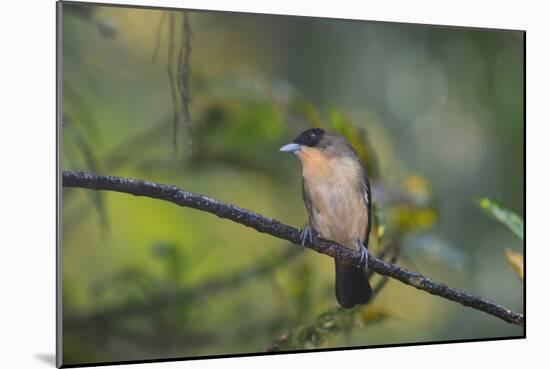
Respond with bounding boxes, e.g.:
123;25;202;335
62;171;524;326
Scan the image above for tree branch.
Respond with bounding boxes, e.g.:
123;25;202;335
267;242;402;351
62;171;524;326
66;246;301;326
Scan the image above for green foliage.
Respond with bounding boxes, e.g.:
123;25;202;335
268;305;390;351
279;257;314;323
377;174;438;235
479;197;524;241
478;198;524;280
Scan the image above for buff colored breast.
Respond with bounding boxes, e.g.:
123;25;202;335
298;147;367;251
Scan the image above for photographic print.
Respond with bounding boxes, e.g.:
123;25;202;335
57;1;525;366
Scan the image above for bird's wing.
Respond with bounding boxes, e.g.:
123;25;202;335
362;171;373;249
301;178;313;223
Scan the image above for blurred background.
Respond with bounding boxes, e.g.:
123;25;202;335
60;2;524;365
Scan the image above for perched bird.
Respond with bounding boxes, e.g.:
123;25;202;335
280;128;372;308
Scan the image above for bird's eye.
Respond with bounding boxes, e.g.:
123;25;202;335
295;129;323;147
309;131;320;145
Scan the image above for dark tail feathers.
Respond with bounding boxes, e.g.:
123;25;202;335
335;259;372;308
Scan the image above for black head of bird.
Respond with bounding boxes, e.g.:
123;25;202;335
280;128;353;157
280;128;373;308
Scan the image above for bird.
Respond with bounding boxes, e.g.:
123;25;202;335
280;128;372;308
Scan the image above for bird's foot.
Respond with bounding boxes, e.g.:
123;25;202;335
358;246;369;270
299;226;314;250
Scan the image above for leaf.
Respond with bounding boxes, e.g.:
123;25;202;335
377;225;386;240
268;304;393;351
479;198;524;241
504;249;524;279
401;174;432;205
393;205;437;232
360;307;393;325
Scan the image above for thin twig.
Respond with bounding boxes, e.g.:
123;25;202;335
62;171;525;326
177;12;194;157
167;12;179;154
151;11;167;64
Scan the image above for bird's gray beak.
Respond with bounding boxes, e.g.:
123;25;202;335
279;143;302;153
